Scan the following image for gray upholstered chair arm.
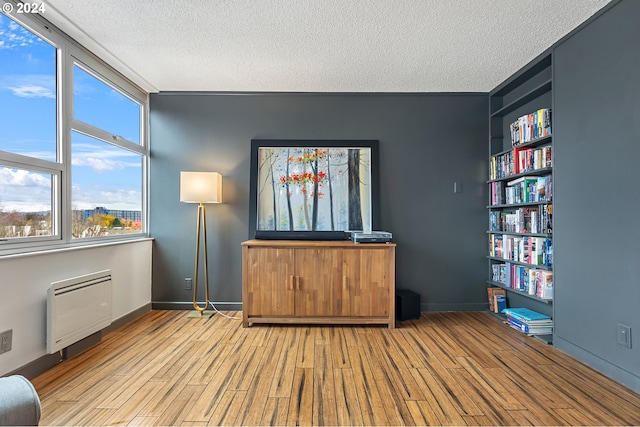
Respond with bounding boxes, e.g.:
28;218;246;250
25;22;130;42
0;375;41;426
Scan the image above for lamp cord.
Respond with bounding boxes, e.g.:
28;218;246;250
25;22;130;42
209;301;241;320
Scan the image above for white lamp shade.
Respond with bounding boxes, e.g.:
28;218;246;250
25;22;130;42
180;171;222;203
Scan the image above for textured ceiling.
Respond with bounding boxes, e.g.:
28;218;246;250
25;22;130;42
42;0;612;93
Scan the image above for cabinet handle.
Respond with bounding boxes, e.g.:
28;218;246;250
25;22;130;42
343;275;348;290
296;276;301;290
289;275;295;290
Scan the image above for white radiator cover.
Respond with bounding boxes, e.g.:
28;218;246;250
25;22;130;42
46;270;113;354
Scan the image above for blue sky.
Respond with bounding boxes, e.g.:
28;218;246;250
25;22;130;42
0;12;142;213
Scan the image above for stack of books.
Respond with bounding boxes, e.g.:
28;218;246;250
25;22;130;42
502;307;553;336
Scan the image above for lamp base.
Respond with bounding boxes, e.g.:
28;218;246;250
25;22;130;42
186;310;215;318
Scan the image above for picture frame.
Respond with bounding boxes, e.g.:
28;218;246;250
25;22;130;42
249;139;380;240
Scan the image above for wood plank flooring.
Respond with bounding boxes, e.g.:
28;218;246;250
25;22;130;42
32;310;640;426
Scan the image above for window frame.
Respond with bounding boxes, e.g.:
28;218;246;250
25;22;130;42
0;158;61;244
0;6;149;255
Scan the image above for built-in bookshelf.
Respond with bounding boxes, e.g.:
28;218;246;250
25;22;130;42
487;52;553;341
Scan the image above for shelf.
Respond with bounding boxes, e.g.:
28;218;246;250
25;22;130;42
487;230;552;238
487;257;552;271
491;80;552;118
487;200;552;209
490;135;552;157
487;281;553;304
488;52;554;349
488;167;552;183
491;54;552;99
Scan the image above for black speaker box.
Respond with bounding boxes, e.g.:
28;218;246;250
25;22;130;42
396;289;421;321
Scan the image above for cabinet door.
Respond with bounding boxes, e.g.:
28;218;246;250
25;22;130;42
342;248;391;317
294;247;344;317
245;247;295;317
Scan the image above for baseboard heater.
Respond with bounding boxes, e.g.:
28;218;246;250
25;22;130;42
47;270;113;354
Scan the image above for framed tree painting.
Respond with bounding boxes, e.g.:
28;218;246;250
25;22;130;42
249;139;380;240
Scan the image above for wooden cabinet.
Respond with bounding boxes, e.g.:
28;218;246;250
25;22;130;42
242;240;395;328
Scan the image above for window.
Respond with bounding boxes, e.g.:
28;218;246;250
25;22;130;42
0;165;56;239
71;131;143;238
0;12;59;243
0;13;57;160
0;9;148;251
71;64;145;239
73;65;141;145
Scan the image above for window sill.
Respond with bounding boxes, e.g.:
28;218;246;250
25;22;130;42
0;236;154;260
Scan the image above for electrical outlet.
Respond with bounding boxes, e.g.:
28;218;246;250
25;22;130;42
184;278;192;291
0;329;12;354
617;324;632;349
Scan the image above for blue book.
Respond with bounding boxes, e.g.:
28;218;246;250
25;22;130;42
502;307;551;322
493;294;507;314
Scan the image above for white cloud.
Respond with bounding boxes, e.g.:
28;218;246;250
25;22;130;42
0;167;50;187
0;16;47;50
0;167;140;211
71;143;140;172
72;156;124;172
7;84;55;98
0;168;51;212
100;189;142;208
0;74;56;99
71;150;140;173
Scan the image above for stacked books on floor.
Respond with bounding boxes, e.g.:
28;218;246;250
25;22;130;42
502;307;553;336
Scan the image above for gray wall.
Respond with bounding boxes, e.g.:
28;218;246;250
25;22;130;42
553;0;640;390
149;93;488;311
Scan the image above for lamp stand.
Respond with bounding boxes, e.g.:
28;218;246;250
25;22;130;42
187;202;214;318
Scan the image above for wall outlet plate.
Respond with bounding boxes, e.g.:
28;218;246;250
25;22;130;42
0;329;12;354
184;278;193;291
617;324;632;349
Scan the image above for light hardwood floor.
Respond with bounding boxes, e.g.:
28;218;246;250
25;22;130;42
32;310;640;426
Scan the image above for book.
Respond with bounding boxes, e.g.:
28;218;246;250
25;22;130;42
491;181;505;205
531;210;538;233
506;316;553;335
528;268;537;295
493;293;507;314
487;287;496;309
487;287;506;312
544;204;553;233
505;312;552;326
539;271;553;299
509;108;552;146
507;175;540;186
537;109;544;139
513;147;527;174
544;238;553;267
544;108;552;136
502;307;551;323
490;234;504;258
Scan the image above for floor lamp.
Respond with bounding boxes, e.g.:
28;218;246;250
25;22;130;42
180;171;222;318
